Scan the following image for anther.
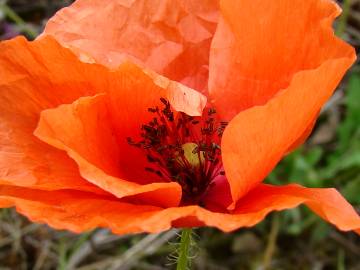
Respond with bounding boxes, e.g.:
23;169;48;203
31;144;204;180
127;98;227;205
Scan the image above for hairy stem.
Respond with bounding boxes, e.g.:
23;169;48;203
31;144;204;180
176;228;193;270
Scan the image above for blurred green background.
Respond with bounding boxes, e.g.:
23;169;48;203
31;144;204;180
0;0;360;269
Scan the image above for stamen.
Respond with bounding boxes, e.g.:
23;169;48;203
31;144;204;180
128;98;228;205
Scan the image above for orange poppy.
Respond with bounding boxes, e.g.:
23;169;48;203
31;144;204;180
0;0;359;235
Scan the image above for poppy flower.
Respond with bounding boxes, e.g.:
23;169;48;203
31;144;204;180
0;0;360;235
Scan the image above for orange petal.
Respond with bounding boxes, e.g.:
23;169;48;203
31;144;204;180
42;0;219;94
222;55;355;208
235;184;360;233
2;184;358;235
209;0;354;120
0;186;163;234
0;36;111;194
141;184;360;234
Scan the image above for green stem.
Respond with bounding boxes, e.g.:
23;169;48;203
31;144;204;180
176;228;192;270
336;0;352;37
337;249;345;270
263;214;280;270
0;3;37;39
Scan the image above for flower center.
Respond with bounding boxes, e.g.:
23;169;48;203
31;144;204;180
127;98;227;205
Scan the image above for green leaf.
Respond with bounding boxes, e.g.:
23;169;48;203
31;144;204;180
342;176;360;204
337;74;360;152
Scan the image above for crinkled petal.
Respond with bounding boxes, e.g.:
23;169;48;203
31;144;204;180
222;55;355;207
209;0;354;120
42;0;219;94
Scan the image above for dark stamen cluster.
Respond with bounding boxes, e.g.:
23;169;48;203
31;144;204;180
127;98;228;205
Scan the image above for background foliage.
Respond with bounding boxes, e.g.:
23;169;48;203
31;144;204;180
0;0;359;269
